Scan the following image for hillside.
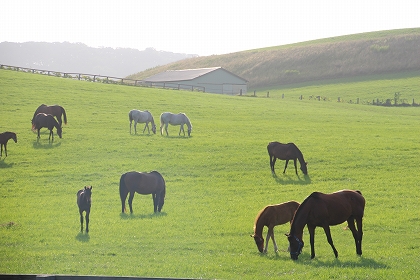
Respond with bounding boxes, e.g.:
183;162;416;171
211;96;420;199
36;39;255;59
0;42;197;77
128;28;420;89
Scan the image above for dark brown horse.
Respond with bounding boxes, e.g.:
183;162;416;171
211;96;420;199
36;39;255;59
286;190;365;260
32;104;67;128
77;186;92;233
33;113;62;142
0;132;17;157
251;201;300;253
119;171;166;214
267;142;308;175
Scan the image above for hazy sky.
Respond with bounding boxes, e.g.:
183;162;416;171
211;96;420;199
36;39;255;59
1;1;419;56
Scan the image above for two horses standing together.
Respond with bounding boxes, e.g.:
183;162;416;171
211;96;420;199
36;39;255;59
252;188;365;260
129;110;192;137
31;104;67;142
251;142;365;260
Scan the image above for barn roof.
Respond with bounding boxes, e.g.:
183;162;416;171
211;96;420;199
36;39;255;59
144;67;247;83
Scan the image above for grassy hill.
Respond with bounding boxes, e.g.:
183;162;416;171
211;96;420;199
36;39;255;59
1;69;419;279
128;28;420;89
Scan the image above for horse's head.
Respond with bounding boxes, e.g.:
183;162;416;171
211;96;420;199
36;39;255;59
187;126;192;137
300;162;308;175
286;234;304;260
84;186;92;199
12;133;17;143
251;234;264;253
57;126;63;138
152;124;157;134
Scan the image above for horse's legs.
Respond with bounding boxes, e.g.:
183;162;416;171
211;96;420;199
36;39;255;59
37;129;41;140
322;224;338;258
120;188;128;213
4;143;7;157
0;144;3;157
79;210;84;232
283;160;289;173
129;120;132;134
143;122;150;134
269;156;276;174
164;123;169;136
152;193;157;212
293;159;298;175
85;209;90;233
128;192;135;213
348;217;363;255
265;227;278;253
134;121;137;134
179;124;185;136
308;225;316;258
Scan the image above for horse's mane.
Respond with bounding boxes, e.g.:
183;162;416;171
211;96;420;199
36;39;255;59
253;206;269;233
288;142;304;158
290;192;321;231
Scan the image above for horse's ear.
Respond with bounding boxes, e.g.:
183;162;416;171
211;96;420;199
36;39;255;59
250;234;254;238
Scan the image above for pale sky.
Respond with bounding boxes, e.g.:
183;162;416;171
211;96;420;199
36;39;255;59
1;0;419;56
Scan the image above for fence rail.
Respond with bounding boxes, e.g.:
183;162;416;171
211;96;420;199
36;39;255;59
0;64;205;92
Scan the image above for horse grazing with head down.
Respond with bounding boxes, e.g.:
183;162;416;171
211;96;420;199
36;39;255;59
251;201;300;253
0;132;17;158
119;171;166;214
77;186;92;233
32;113;62;142
32;104;67;128
267;142;307;175
286;190;365;260
160;112;192;137
129;109;156;134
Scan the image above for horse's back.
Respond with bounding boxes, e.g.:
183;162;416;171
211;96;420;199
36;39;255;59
306;190;365;225
123;171;165;194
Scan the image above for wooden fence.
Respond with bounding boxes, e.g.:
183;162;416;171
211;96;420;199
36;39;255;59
0;64;205;92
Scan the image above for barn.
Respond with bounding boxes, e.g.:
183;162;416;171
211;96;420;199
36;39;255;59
143;67;248;94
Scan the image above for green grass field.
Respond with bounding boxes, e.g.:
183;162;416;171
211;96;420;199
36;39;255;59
1;69;419;279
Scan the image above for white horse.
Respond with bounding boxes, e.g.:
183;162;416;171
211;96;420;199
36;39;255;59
160;112;192;137
129;110;156;134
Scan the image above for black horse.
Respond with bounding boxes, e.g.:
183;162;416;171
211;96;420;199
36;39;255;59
0;132;17;157
119;171;166;214
267;142;308;175
33;113;62;142
77;186;92;233
32;104;67;128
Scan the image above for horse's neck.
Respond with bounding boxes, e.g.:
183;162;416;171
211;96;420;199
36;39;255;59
254;213;267;237
290;205;308;238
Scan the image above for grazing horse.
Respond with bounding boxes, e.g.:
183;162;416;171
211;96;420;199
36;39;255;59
32;104;67;128
160;112;192;137
119;171;166;214
0;132;17;158
33;113;62;142
251;201;300;253
77;186;92;233
267;142;308;175
129;109;156;134
286;190;365;260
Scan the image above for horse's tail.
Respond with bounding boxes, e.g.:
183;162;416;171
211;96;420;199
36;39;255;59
129;110;133;122
119;173;127;212
61;107;67;125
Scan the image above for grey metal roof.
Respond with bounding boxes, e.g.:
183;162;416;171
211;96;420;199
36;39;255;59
144;67;247;82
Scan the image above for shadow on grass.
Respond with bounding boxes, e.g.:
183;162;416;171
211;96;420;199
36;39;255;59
120;212;167;220
75;232;90;242
273;173;311;185
261;252;388;269
0;159;14;168
32;141;62;149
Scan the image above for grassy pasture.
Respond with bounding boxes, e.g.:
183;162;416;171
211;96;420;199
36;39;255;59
0;69;419;279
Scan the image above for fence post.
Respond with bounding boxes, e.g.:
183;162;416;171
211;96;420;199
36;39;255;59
254;90;256;97
267;92;270;98
240;89;242;96
357;98;359;104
